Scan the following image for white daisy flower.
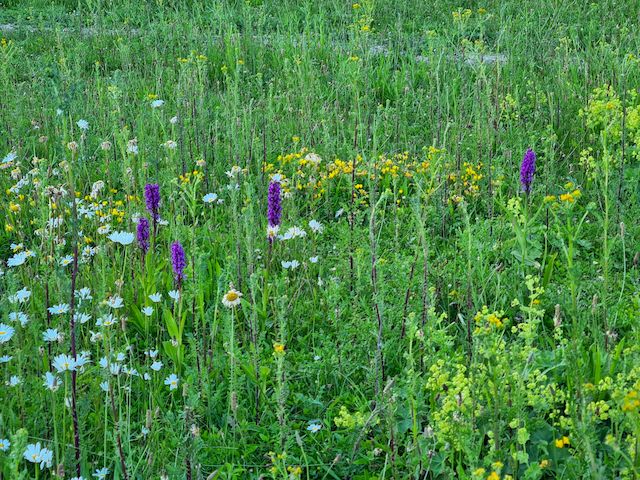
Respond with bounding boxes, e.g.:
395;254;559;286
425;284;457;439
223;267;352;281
75;287;93;301
149;293;162;303
12;287;31;303
203;193;218;204
307;423;322;433
151;99;165;108
108;231;134;245
2;151;17;164
42;328;61;342
7;251;27;267
281;260;300;270
0;323;15;343
93;467;110;479
48;304;70;315
77;119;89;130
280;226;307;240
106;296;124;308
267;224;280;241
96;314;116;327
222;287;242;308
52;354;76;372
24;443;53;469
164;373;179;391
142;306;153;316
309;219;324;233
59;255;74;266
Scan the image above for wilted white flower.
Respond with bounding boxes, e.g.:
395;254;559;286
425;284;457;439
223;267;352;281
43;372;61;391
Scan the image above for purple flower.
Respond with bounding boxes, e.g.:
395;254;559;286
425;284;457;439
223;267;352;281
267;181;282;227
171;241;186;286
137;217;150;254
144;183;161;221
520;148;536;194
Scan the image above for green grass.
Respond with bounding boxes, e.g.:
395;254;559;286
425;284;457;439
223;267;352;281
0;0;639;478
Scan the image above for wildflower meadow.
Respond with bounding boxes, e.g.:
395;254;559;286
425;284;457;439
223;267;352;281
0;0;639;478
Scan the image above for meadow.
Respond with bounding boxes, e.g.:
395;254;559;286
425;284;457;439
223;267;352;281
0;0;639;478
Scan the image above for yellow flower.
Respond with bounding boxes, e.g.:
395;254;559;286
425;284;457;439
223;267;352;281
273;343;285;354
539;459;550;468
487;472;500;480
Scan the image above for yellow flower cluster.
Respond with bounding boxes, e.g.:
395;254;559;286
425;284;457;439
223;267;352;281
178;170;204;185
177;50;208;64
333;405;366;429
622;389;640;412
474;306;507;330
452;8;472;22
554;435;570;448
448;161;483;202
